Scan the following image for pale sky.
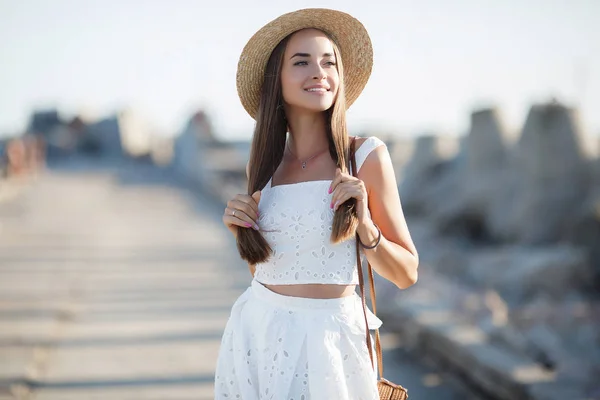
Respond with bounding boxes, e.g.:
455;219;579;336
1;0;599;141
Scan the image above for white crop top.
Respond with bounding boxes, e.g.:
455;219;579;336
254;136;387;285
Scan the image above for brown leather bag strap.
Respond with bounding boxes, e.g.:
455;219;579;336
349;137;384;380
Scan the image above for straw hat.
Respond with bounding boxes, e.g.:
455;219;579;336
236;8;373;120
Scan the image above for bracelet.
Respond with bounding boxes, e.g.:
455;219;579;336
358;223;381;249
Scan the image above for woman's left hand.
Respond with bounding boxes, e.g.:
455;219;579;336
328;168;369;222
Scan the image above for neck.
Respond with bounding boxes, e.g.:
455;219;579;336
285;110;329;159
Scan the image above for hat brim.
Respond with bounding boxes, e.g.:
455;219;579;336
236;8;373;120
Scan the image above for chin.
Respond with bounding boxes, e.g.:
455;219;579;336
301;100;335;113
309;105;333;113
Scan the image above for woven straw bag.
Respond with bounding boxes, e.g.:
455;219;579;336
350;137;409;400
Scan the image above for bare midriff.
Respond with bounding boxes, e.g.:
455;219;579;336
262;283;357;299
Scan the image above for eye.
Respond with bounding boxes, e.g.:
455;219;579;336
325;61;337;66
293;61;308;66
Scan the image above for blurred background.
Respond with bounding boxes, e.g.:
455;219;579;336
0;0;598;399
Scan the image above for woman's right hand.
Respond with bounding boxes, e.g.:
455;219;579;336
222;190;261;238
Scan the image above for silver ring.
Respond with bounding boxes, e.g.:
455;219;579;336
232;210;236;217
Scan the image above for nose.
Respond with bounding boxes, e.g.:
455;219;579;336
312;64;327;80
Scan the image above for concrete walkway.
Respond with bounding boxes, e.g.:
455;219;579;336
0;158;477;399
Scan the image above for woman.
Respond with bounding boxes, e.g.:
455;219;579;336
215;8;419;399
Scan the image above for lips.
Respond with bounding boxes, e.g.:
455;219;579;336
304;84;330;92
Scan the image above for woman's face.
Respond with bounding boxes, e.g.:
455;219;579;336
280;29;340;114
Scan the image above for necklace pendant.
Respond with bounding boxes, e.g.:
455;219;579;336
301;161;307;169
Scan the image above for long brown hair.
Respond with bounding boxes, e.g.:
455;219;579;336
237;29;359;265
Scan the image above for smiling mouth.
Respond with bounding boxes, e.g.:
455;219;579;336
304;88;330;93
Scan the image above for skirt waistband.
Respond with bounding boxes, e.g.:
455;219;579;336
250;278;360;312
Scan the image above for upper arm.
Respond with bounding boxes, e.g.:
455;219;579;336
358;143;419;260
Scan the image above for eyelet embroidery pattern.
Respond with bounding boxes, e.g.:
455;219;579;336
254;180;361;285
214;279;383;399
253;136;387;286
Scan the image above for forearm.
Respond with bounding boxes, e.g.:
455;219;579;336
356;218;419;289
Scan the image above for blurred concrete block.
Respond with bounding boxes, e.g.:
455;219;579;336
489;102;591;244
399;135;460;214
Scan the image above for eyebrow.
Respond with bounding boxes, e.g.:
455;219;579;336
290;52;335;59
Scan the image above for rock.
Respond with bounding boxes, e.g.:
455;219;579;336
463;109;511;234
593;157;600;186
466;245;591;304
400;135;467;235
28;110;62;135
422;243;471;279
387;137;416;181
522;324;562;365
423;154;466;226
417;109;512;243
85;115;124;158
488;102;591;244
399;135;450;214
564;191;600;288
465;108;510;181
171;111;215;187
388;102;600;399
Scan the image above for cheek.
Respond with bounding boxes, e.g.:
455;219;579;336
281;70;303;100
282;66;302;83
330;74;340;96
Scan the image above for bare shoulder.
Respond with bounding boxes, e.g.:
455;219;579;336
355;136;393;189
352;135;387;156
354;136;389;171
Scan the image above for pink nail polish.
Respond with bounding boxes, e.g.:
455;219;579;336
245;223;252;228
330;202;334;209
328;187;332;194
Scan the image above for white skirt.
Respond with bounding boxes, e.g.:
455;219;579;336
214;278;383;400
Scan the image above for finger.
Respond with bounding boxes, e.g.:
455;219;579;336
251;190;261;205
224;203;257;228
234;193;260;216
331;183;350;210
222;213;246;229
333;186;364;211
328;168;343;194
223;214;254;230
224;207;259;230
330;178;347;208
333;191;356;211
228;198;258;222
330;176;359;204
251;190;262;218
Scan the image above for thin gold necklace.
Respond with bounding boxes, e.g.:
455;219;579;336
286;141;328;170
